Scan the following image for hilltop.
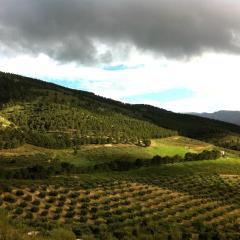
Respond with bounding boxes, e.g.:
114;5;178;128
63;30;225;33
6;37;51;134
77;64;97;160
190;110;240;126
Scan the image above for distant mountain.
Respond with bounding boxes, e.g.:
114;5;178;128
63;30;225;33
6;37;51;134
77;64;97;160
190;111;240;126
1;71;240;150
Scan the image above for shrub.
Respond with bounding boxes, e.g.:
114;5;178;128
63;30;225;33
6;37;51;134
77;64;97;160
40;210;48;216
69;200;77;206
56;200;64;207
103;198;111;204
24;212;33;219
58;195;66;201
91;194;100;200
15;190;24;196
44;203;51;209
90;207;98;214
3;194;15;203
68;192;79;198
48;191;58;196
47;196;56;203
18;201;28;208
103;205;110;211
80;203;89;209
79;216;87;223
38;191;47;198
68;206;75;211
52;214;60;220
50;228;76;240
30;206;39;213
29;187;36;193
54;207;62;214
14;207;23;215
65;211;75;218
32;199;41;206
23;195;32;201
4;204;14;211
81;197;90;203
80;209;88;216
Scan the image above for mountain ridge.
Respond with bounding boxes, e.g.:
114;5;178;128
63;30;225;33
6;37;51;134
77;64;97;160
189;110;240;126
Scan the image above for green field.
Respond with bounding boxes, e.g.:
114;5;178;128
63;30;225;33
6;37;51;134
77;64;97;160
145;137;213;157
0;136;214;167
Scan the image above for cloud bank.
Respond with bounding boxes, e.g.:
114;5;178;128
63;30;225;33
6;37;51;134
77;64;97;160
1;0;240;64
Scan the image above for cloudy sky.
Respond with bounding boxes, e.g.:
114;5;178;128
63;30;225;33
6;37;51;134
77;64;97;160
0;0;240;112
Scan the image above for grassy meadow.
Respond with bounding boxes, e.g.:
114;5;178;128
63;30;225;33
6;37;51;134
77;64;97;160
0;136;213;167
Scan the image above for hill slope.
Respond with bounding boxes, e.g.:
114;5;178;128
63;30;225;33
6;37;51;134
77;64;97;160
132;105;240;149
0;71;240;150
0;71;175;149
190;110;240;126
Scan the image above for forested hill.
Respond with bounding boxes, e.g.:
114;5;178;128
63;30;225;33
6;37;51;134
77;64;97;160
0;71;175;149
0;71;240;150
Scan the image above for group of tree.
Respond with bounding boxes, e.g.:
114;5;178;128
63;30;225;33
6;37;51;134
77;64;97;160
93;150;221;172
220;138;240;151
0;150;221;179
184;150;221;161
0;128;25;149
0;127;154;150
26;131;154;149
0;161;78;179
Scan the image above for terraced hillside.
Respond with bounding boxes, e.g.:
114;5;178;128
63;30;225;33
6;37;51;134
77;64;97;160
1;156;240;239
0;136;239;239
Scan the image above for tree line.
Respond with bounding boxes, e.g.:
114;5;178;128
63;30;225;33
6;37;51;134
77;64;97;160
0;150;221;179
93;150;221;172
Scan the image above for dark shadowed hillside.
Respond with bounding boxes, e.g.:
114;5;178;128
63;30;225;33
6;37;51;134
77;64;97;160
132;105;240;150
1;71;240;150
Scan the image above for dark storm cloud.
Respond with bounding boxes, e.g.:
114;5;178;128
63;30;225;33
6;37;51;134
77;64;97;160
0;0;240;64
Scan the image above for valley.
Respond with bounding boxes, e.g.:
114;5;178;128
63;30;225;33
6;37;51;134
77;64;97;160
0;72;240;239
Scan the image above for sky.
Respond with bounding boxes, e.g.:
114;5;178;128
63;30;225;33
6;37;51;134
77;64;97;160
0;0;240;113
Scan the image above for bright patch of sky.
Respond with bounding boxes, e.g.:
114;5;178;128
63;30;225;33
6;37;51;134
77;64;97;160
0;50;240;113
123;89;195;103
44;78;87;91
103;64;145;71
